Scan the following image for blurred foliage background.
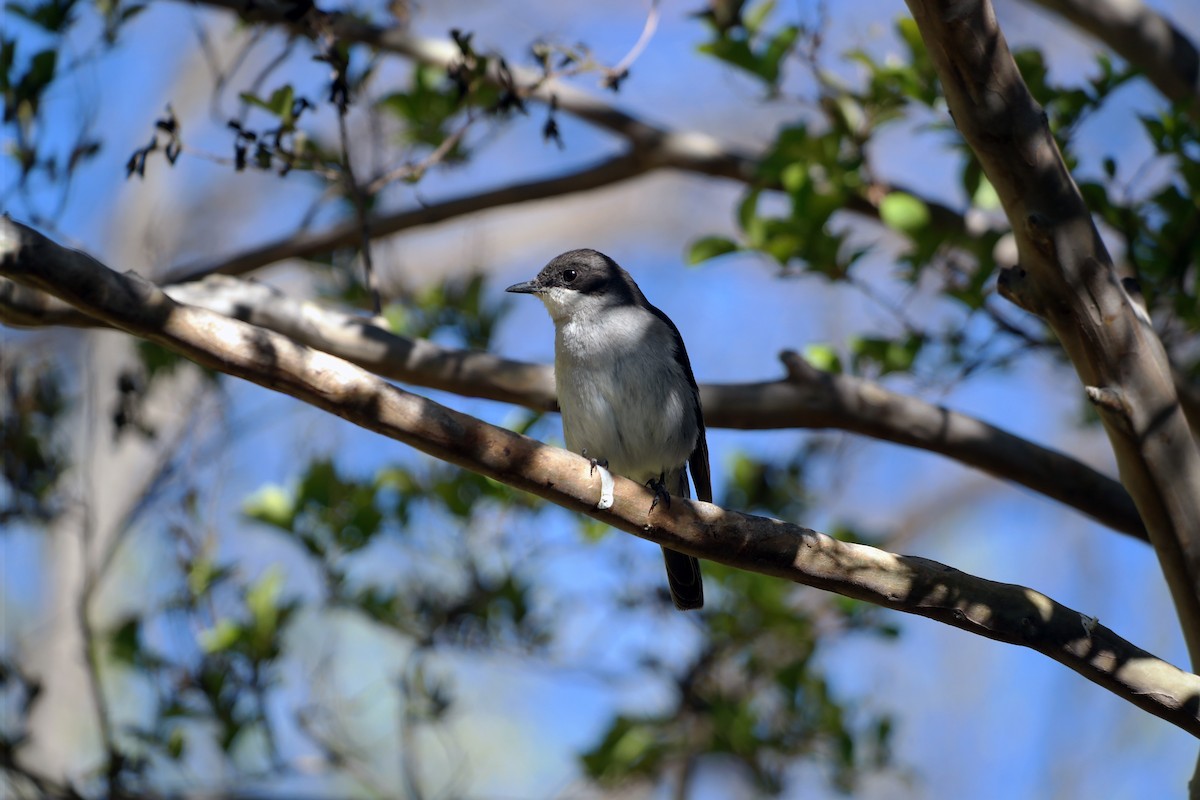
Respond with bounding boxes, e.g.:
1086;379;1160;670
2;0;1197;797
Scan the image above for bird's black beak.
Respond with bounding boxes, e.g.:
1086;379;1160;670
505;280;541;294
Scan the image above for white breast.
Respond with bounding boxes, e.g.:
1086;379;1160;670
553;302;698;484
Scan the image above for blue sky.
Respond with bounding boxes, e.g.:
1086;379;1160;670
3;0;1198;797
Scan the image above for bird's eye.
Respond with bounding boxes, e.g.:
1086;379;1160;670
561;269;577;283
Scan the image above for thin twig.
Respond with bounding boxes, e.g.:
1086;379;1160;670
364;115;474;197
607;0;661;87
339;114;380;315
77;343;122;796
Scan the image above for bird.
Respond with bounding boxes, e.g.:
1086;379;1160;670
506;249;711;610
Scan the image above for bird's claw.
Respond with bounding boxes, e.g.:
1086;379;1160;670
647;476;671;512
584;450;609;475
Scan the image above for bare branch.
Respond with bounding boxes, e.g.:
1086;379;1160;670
1026;0;1200;118
1;264;1145;541
1;216;1195;737
331;45;380;316
608;0;662;87
184;0;965;218
163;0;969;285
164;152;648;283
186;0;755;171
905;0;1200;666
770;351;1145;540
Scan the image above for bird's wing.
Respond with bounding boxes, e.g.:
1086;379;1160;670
688;418;712;503
641;299;712;503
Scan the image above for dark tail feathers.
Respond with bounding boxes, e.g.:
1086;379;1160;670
661;546;703;610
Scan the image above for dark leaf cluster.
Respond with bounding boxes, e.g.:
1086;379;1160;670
228;85;316;175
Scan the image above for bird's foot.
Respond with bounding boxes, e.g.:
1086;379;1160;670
647;475;671;512
583;451;615;510
583;450;609;475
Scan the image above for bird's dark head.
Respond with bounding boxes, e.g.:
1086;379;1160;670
506;249;641;322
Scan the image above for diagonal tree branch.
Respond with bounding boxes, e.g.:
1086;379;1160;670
164;152;650;283
1;215;1196;738
1;257;1146;542
905;0;1200;669
163;153;966;286
1026;0;1200;118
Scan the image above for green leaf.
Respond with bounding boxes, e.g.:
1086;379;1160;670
577;517;609;542
610;723;655;768
240;84;296;124
960;158;982;205
246;566;284;657
830;95;866;136
802;344;842;373
879;191;930;233
780;162;808;194
698;36;760;79
580;715;664;782
759;24;799;84
198;619;242;654
119;3;146;23
246;567;283;624
743;0;776;34
895;17;924;60
722;450;809;518
19;48;57;99
242;484;294;531
136;340;185;380
5;0;79;33
762;227;802;263
381;301;407;333
110;617;141;664
186;554;229;597
267;85;294;119
699;19;797;87
377;63;465;150
167;728;185;760
850;334;924;375
0;38;15;94
687;235;738;264
737;189;761;231
972;176;1001;210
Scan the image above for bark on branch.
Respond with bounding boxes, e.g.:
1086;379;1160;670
1027;0;1199;118
904;0;1200;667
1;216;1196;737
1;255;1146;542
